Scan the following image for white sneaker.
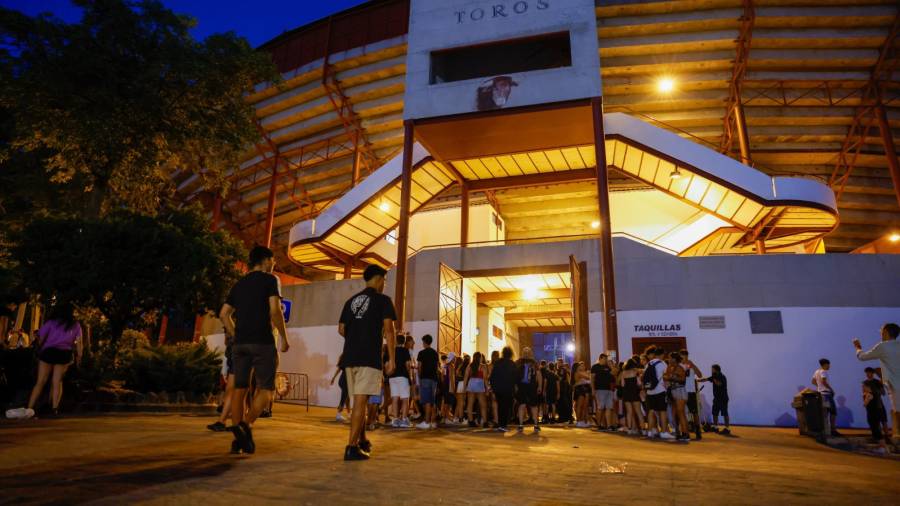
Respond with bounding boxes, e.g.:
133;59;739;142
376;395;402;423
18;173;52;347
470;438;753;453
5;407;26;419
430;422;438;429
416;421;431;430
22;408;35;419
336;413;346;422
400;418;411;428
648;429;659;438
391;418;401;428
659;432;676;440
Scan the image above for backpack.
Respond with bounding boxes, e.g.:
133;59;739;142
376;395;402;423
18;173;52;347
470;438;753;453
642;360;660;391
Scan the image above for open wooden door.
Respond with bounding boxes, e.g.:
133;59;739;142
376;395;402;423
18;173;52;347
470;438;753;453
438;263;463;355
569;255;590;363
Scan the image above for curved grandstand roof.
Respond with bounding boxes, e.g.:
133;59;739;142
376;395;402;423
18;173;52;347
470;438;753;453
175;0;899;274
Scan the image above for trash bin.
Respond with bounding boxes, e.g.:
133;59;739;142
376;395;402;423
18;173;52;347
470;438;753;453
802;391;824;434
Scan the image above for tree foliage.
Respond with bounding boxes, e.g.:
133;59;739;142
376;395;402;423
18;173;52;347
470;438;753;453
15;204;246;343
0;0;279;216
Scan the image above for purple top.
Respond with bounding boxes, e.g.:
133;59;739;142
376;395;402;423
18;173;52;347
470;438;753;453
38;320;82;351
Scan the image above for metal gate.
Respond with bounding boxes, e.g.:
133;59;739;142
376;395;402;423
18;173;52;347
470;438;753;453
438;263;463;355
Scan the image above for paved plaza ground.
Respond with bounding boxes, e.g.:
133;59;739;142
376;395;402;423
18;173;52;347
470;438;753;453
1;404;898;505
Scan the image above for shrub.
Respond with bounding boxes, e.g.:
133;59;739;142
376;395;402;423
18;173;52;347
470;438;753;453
122;340;222;396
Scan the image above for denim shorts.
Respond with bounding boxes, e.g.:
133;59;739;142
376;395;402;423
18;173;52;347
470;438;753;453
419;378;437;404
467;378;486;393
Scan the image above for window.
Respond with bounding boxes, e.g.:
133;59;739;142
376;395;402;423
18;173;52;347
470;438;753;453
749;311;783;334
385;228;397;245
430;31;571;84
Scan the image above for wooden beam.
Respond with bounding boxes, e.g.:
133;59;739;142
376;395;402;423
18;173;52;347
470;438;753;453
456;265;569;278
467;168;596;191
394;120;414;327
506;311;573;321
477;288;571;303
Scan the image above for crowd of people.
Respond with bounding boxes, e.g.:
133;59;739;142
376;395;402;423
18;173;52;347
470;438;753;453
332;340;731;444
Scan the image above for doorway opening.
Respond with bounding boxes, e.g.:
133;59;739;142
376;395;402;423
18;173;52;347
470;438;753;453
437;259;590;362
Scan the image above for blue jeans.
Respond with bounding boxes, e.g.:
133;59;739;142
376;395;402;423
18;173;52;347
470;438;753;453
419;378;437;405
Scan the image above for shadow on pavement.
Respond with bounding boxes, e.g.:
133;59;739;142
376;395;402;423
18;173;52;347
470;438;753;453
2;454;235;505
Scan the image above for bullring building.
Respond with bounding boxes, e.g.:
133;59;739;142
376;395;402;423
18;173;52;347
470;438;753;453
195;0;900;428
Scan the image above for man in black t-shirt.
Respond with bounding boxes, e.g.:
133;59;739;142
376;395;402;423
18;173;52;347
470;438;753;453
416;334;440;429
338;265;396;461
591;354;616;430
389;334;413;428
219;246;290;455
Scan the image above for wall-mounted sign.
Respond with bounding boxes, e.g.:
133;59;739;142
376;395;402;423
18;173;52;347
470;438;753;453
453;0;550;24
492;325;504;339
632;323;682;338
699;315;726;329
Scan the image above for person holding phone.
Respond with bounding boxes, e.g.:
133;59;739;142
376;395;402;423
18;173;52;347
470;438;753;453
854;323;900;444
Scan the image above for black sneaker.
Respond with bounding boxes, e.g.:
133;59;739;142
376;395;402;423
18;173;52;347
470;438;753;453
231;422;255;454
259;409;272;419
720;428;731;436
207;421;227;432
359;439;372;454
230;439;241;454
344;445;370;461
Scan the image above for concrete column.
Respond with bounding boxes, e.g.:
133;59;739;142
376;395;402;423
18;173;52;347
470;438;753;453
875;104;900;209
394;120;414;327
460;182;470;247
591;97;619;354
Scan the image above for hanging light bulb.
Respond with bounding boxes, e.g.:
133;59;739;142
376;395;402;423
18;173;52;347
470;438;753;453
670;168;683;180
379;200;390;212
590;220;600;229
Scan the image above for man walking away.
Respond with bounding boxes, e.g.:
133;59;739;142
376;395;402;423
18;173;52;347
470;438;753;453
855;323;899;445
813;358;840;436
338;265;396;461
416;334;440;429
490;346;518;432
219;246;290;455
643;347;675;440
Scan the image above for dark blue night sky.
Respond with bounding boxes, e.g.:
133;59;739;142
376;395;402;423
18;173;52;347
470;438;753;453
0;0;368;47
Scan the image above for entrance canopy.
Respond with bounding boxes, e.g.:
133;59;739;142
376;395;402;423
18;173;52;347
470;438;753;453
288;108;838;272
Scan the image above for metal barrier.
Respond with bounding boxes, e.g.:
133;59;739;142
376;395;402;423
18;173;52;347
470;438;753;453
274;372;309;412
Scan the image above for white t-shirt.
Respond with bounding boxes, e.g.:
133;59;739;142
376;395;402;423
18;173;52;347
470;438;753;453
683;363;696;393
813;368;832;393
647;359;667;395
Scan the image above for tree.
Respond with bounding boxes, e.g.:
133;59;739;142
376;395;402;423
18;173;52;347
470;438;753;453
15;204;246;344
0;0;279;217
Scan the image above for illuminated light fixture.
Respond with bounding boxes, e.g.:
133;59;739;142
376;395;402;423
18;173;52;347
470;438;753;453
889;233;900;243
378;200;390;212
670;168;683;180
566;342;576;353
522;285;544;301
657;77;675;93
590;220;600;229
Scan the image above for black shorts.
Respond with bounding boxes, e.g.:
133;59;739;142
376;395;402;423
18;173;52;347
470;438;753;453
224;345;234;375
516;383;540;407
647;392;668;412
39;347;73;365
233;343;277;390
687;392;698;414
712;398;729;418
574;384;592;400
